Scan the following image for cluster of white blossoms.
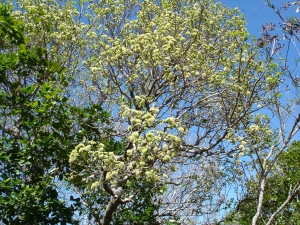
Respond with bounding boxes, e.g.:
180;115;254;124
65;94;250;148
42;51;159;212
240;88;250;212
120;103;185;170
69;141;125;189
69;103;186;189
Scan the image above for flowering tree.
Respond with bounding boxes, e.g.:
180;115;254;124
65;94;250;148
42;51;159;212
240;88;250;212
5;0;284;224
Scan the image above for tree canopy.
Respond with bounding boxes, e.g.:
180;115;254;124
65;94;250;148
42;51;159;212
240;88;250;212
1;0;300;224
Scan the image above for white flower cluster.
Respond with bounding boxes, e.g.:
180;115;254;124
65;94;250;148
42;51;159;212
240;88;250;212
119;103;185;181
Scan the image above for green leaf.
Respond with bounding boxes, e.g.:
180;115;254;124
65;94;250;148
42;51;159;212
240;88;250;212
19;43;26;53
32;101;39;108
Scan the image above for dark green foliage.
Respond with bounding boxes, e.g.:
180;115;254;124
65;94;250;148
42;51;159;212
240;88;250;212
0;4;110;224
0;4;24;46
